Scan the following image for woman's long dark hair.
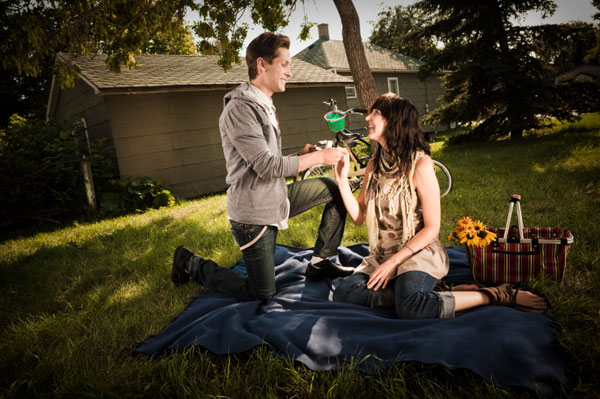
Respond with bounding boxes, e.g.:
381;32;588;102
369;94;430;177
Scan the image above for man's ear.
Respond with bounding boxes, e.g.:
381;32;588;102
257;57;266;73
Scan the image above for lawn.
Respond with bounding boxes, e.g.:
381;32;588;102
1;115;599;398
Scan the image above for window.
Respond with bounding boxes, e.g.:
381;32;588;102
387;77;399;95
345;85;357;99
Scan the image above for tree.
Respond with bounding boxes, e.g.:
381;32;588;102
193;0;378;108
1;0;196;76
370;4;440;61
585;0;600;64
1;0;196;127
333;0;378;108
525;22;599;72
404;0;599;140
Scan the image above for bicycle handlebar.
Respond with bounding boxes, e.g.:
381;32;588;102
323;99;367;115
345;108;367;115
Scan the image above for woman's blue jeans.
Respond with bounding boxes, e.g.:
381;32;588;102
333;271;455;319
189;177;347;301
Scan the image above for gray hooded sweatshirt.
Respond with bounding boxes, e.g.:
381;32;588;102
219;82;299;225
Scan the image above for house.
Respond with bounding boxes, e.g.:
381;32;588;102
46;53;352;198
554;64;600;84
294;24;447;131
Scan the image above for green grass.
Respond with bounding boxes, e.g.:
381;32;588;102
1;115;599;398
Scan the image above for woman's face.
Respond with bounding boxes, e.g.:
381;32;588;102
366;109;387;148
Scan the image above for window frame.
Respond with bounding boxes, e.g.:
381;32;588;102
345;85;357;99
387;77;400;95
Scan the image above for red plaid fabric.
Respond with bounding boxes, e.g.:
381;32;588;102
466;226;573;284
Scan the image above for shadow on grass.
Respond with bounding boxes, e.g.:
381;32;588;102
0;213;233;327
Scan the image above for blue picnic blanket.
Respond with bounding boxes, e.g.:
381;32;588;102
135;244;565;392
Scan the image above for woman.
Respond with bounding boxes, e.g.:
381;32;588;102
332;94;548;319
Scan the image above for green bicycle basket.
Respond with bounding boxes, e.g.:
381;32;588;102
324;111;346;132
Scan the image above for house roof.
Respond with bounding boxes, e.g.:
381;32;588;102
554;64;600;83
56;52;353;95
294;39;424;73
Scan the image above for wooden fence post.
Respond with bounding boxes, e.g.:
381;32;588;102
80;155;97;214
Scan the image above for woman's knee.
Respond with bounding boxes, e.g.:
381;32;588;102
395;294;430;319
333;273;369;305
394;290;443;319
332;278;355;302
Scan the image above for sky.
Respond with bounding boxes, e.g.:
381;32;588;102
187;0;598;56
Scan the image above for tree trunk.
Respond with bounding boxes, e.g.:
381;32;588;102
333;0;379;109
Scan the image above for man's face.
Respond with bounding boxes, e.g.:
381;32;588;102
259;47;292;96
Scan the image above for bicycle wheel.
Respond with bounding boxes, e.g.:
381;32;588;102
303;164;333;180
433;159;453;197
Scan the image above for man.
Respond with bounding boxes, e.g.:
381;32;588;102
171;32;353;300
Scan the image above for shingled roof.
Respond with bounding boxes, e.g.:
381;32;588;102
294;39;423;73
57;52;352;95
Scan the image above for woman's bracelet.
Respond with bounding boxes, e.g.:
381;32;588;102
404;244;416;255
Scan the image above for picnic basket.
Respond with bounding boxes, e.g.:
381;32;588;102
466;195;574;284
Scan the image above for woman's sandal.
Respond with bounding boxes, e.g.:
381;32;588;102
477;283;551;313
434;279;484;292
513;283;552;313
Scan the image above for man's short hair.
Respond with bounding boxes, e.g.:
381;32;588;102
246;32;290;80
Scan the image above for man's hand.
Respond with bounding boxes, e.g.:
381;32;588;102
297;146;346;173
299;144;318;155
320;147;347;166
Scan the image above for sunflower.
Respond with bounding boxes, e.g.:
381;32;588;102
457;216;472;231
477;229;497;247
459;227;480;247
449;216;496;247
472;220;485;234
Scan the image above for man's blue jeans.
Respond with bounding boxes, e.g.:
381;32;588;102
189;177;347;300
333;271;455;319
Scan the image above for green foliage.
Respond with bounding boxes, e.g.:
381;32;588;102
1;0;197;79
0;115;175;230
379;0;600;141
193;0;314;70
585;0;600;64
525;22;599;72
99;176;176;216
0;115;105;225
369;4;440;61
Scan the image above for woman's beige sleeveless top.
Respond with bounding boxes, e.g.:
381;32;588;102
355;151;449;279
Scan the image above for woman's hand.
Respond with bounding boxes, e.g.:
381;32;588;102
334;150;350;183
367;261;397;291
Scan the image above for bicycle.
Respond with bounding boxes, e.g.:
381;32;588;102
303;98;453;197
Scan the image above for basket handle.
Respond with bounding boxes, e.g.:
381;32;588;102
503;194;525;241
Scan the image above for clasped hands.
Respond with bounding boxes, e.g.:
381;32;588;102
300;144;347;167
